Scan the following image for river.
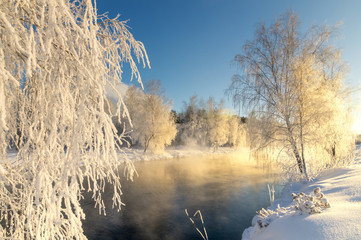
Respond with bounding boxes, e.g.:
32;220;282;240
81;153;282;240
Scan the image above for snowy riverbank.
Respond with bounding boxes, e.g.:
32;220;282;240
119;146;245;162
242;145;361;240
2;146;244;164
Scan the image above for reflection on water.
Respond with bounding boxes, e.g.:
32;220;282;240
81;153;282;240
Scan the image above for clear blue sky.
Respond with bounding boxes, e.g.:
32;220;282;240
97;0;361;114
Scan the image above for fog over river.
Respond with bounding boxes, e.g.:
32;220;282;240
82;153;282;240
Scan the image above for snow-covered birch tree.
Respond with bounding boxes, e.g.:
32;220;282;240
227;11;352;179
125;80;177;153
206;97;229;150
0;0;149;239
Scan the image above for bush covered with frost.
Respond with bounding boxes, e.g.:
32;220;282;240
255;187;330;229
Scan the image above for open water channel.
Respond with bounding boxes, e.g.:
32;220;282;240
81;153;283;240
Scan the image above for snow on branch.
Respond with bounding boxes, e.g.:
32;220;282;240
0;0;149;239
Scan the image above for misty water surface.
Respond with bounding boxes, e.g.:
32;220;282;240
81;153;282;240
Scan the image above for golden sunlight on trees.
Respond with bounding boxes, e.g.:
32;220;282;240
176;95;208;146
206;98;230;150
125;80;177;153
175;96;247;149
227;114;247;148
227;11;354;180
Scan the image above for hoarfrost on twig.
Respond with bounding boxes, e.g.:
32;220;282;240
0;0;149;239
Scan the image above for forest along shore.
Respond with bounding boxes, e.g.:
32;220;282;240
242;145;361;240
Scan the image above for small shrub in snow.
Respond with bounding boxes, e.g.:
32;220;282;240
292;187;330;214
255;187;330;229
255;205;289;228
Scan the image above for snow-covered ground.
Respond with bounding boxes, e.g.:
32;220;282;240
242;145;361;240
119;146;243;162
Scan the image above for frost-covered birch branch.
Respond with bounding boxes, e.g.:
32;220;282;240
0;0;149;239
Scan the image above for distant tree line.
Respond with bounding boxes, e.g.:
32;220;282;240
110;80;247;153
173;95;247;150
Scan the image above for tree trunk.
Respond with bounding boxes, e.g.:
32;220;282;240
299;111;309;180
300;141;309;180
144;138;149;153
286;119;306;176
143;134;154;153
291;141;304;174
332;142;336;163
